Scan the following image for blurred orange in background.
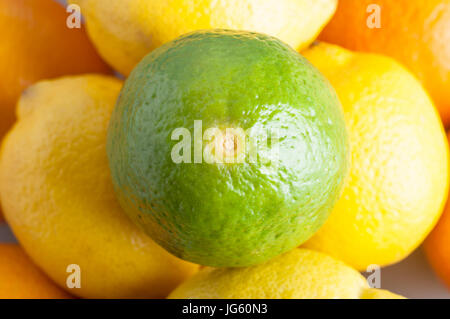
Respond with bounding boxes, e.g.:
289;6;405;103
318;0;450;127
0;0;110;139
425;132;450;289
0;243;72;299
0;0;111;221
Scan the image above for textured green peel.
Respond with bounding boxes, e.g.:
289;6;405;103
107;30;349;267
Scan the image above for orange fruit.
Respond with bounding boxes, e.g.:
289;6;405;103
0;243;72;299
0;0;111;138
424;132;450;288
318;0;450;127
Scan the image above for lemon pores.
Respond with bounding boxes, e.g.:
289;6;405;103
302;43;449;270
107;30;349;267
169;248;404;299
0;75;198;299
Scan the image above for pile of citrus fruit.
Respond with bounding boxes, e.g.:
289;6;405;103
0;0;450;299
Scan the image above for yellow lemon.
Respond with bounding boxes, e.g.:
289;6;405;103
169;248;404;299
70;0;338;75
302;43;449;270
0;75;198;299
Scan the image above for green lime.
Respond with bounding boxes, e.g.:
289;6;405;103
107;30;349;267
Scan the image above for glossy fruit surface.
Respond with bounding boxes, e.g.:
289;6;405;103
302;42;449;270
107;30;349;267
71;0;338;75
0;75;198;299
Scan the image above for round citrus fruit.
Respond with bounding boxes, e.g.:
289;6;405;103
70;0;338;75
424;131;450;288
169;248;404;299
302;42;449;271
0;244;72;299
0;75;198;299
107;30;349;267
318;0;450;127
